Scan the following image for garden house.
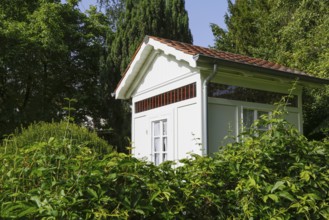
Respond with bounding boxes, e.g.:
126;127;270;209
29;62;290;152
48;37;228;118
115;36;328;165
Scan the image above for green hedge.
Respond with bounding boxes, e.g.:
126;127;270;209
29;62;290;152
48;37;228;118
176;116;329;219
2;121;113;154
1;116;329;219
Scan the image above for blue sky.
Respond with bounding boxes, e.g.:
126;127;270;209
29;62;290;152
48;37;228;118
79;0;229;47
185;1;228;47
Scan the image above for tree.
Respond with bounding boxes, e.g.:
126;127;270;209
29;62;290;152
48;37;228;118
211;0;329;139
211;0;271;57
97;0;193;150
110;0;192;73
0;0;111;140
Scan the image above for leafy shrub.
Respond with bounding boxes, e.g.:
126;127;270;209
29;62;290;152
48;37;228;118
2;121;113;154
176;111;329;219
0;123;179;219
1;111;329;219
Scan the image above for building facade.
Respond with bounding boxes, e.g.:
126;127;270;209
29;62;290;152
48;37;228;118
115;36;328;164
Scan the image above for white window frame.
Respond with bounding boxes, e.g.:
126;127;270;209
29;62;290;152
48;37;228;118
152;119;168;165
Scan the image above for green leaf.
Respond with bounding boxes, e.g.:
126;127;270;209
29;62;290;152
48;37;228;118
263;195;269;203
1;202;35;218
107;173;117;180
134;209;145;215
271;181;285;193
268;194;279;202
30;196;42;208
150;191;161;202
48;137;55;144
87;187;98;199
305;193;321;200
17;206;38;218
162;192;171;201
289;202;301;209
247;176;257;188
300;170;311;182
278;191;295;202
320;207;329;219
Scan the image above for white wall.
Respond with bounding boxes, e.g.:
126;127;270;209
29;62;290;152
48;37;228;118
135;52;193;96
284;112;301;129
177;103;203;159
131;52;203;163
207;98;302;153
132;97;202;162
132;116;149;160
208;103;238;154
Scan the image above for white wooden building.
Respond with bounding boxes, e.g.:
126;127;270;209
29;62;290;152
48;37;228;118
115;36;328;165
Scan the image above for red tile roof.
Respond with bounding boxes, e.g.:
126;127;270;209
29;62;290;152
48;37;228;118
148;36;308;76
116;36;328;97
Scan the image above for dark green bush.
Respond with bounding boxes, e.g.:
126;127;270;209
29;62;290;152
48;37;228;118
2;121;113;154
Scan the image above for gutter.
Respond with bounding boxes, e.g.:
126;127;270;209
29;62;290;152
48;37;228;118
196;54;329;87
202;64;217;156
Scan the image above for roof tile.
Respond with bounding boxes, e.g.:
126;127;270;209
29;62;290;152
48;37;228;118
149;36;308;76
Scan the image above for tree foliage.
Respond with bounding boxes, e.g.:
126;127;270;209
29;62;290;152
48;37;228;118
110;0;192;73
1;0;193;152
0;0;111;140
211;0;329;139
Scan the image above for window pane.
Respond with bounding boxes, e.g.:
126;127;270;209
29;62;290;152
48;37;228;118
154;137;160;152
163;137;167;151
154;153;160;166
163;120;167;135
243;109;254;128
154;121;160;136
257;111;269;130
163;153;167;162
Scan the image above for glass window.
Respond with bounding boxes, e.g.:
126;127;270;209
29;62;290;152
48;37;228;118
243;109;270;132
243;109;254;129
163;121;167;135
154;121;160;136
152;119;168;165
154;137;160;152
163;137;167;151
208;83;298;107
